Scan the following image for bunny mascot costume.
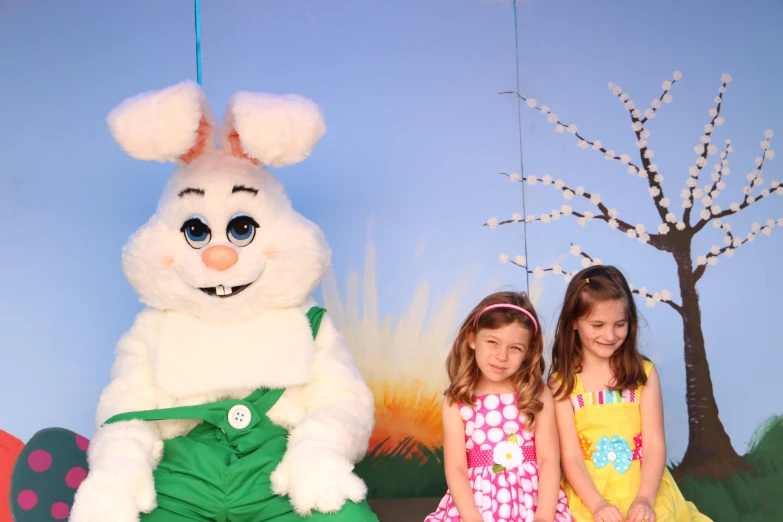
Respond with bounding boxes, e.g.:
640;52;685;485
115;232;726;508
9;81;380;522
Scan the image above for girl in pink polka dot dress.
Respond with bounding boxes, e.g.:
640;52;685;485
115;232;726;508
424;291;573;522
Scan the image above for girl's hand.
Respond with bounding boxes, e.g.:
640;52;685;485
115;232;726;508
592;501;624;522
627;496;656;522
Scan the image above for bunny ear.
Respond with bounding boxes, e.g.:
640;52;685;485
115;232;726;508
219;92;326;168
107;80;216;165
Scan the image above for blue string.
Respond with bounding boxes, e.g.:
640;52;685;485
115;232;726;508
512;0;530;292
195;0;202;84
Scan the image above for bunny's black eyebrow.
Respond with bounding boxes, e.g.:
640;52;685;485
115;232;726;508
232;185;259;196
178;187;205;197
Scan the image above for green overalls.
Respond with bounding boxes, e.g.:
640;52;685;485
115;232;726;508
104;307;379;522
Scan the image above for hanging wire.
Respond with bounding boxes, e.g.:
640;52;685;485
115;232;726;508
512;0;530;292
195;0;203;85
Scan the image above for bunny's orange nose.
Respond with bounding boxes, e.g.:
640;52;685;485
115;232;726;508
201;245;238;271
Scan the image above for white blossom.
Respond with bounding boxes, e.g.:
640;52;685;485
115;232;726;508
594;258;602;265
542;174;553;184
709;108;718;117
697;157;707;167
761;140;771;150
762;226;772;236
638;169;648;179
527;175;538;185
722;235;732;245
564;273;574;283
700;209;711;220
625;101;635;110
715;117;725;126
681;188;691;199
714;96;722;104
772;181;780;188
732;237;742;247
694;145;705;155
719;86;726;94
578;140;589;149
717;181;727;190
626;229;637;238
722;223;732;232
540;105;550;114
584;211;595;220
590;194;601;204
551;210;561;220
644;149;655;159
649;164;658;172
651;99;662;110
509;172;521;182
567;124;578;134
632;109;641;118
708;145;718;155
711;172;720;182
662;80;672;90
620;92;629;101
655;174;665;182
608;208;619;218
646;297;655;308
700;135;710;144
636;224;646;234
561;204;573;215
697;255;707;266
659;197;670;208
632;122;642;132
686;178;698;188
575;186;585;196
639;233;650;244
730;202;741;212
766;150;776;159
577;217;587;227
673;71;682;80
608;219;619;229
658;223;670;234
570;245;581;256
666;212;676;223
499;253;509;263
676;221;686;230
526;98;537;108
701;196;713;206
645;108;655;119
713;220;722;229
689;166;699;177
512;212;522;222
778;187;783;195
708;257;718;266
580;257;590;268
693;188;704;198
648;186;660;197
541;214;551;223
620;153;631;164
778;218;783;226
548;113;557;123
663;93;673;103
487;217;499;229
556;124;565;133
762;189;770;197
636;140;648;149
721;73;733;83
552;264;563;275
710;245;720;255
515;255;526;266
526;215;535;223
628;166;638;175
726;248;735;257
752;222;762;233
533;267;545;279
765;129;774;139
681;199;693;208
605;150;616;160
592;140;603;150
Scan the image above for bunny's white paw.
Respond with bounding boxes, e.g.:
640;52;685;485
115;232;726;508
69;461;157;522
271;445;366;515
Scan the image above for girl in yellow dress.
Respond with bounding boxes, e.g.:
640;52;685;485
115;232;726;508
548;265;712;522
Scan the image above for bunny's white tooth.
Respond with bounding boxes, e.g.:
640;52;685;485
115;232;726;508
216;285;226;296
223;286;233;295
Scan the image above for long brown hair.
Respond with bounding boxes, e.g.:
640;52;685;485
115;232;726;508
549;265;647;400
445;291;545;429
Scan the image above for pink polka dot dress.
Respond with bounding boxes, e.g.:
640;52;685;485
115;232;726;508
425;393;573;522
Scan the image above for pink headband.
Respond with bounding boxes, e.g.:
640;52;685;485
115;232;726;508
472;303;539;335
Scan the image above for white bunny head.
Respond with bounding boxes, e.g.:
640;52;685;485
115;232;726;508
109;81;329;324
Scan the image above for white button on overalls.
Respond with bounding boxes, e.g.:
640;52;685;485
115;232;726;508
228;404;252;429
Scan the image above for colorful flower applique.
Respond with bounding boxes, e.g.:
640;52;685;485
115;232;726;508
492;433;523;474
591;435;633;474
578;433;593;460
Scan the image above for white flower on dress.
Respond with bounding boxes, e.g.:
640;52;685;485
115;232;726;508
493;440;523;472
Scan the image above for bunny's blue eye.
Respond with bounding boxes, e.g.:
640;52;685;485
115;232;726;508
227;214;258;247
181;216;212;249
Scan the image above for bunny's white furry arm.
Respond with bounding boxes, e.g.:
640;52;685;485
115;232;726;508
286;311;374;460
270;310;375;514
88;308;165;472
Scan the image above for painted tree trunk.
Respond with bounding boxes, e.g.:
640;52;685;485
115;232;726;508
671;245;753;481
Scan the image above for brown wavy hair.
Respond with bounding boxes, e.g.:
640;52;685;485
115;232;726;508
444;291;545;430
548;265;648;400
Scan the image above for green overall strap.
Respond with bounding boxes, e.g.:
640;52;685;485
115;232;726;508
103;306;327;427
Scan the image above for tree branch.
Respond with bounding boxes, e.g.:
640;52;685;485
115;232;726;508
694;218;781;281
499;244;682;312
683;74;733;225
483;173;672;248
693;130;778;234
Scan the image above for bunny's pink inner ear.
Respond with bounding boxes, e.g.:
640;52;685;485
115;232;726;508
179;117;213;165
227;129;261;166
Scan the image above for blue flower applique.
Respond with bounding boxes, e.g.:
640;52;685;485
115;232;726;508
591;435;633;474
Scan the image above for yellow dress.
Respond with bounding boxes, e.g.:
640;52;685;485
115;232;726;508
561;361;712;521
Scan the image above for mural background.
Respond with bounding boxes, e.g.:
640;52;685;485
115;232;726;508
1;0;780;520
